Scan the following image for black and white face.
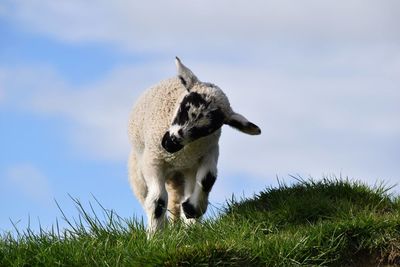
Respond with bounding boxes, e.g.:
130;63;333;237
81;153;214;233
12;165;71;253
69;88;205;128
161;57;261;153
162;92;225;153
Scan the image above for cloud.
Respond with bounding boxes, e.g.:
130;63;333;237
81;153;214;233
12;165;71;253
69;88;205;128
1;0;400;53
2;163;52;202
191;46;400;184
0;62;173;161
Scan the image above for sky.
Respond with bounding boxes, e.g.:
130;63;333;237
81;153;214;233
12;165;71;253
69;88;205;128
0;0;399;234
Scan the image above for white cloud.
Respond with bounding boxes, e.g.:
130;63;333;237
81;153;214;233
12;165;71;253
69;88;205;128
191;46;400;185
3;163;52;202
1;1;400;53
0;62;173;161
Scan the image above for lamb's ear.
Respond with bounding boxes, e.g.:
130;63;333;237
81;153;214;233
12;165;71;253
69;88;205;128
175;56;198;91
225;113;261;135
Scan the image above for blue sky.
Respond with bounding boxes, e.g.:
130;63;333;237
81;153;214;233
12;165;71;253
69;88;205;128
1;1;400;234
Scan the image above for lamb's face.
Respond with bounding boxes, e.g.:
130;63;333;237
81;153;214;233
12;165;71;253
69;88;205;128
161;57;261;154
162;91;225;153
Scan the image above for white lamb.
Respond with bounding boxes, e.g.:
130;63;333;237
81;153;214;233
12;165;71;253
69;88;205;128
128;57;261;235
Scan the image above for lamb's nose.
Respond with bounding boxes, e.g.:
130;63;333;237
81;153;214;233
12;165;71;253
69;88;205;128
161;132;183;153
170;135;179;142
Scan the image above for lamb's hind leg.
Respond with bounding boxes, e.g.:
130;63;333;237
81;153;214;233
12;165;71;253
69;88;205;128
182;147;218;219
166;173;184;222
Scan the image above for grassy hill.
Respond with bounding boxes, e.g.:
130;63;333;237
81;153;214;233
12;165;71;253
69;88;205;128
1;178;399;266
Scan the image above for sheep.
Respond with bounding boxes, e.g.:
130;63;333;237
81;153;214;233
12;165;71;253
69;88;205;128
128;57;261;235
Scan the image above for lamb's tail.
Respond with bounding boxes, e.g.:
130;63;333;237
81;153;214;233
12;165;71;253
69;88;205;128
128;151;147;205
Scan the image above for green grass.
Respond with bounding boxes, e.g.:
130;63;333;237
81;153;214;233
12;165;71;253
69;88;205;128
1;177;400;266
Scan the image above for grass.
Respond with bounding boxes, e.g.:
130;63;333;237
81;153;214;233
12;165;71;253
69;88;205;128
1;177;399;266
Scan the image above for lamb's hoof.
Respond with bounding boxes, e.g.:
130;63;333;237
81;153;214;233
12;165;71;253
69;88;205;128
182;200;201;219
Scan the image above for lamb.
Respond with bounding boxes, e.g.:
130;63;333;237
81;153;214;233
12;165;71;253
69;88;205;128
128;57;261;235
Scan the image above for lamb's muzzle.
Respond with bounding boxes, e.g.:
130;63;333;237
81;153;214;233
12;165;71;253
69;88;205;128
161;131;183;153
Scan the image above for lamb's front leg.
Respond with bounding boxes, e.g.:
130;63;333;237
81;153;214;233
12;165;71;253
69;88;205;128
142;164;168;236
182;147;218;219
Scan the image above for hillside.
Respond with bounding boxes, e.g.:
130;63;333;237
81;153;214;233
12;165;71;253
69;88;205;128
1;178;399;266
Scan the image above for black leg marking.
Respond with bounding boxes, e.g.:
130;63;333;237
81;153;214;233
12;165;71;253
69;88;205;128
182;200;200;219
154;198;166;218
201;172;216;193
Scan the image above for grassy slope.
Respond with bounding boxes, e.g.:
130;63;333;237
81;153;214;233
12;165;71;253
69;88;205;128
1;178;399;266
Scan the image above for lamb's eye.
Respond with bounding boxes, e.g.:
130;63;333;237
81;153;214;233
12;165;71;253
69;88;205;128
198;113;203;119
191;112;196;118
